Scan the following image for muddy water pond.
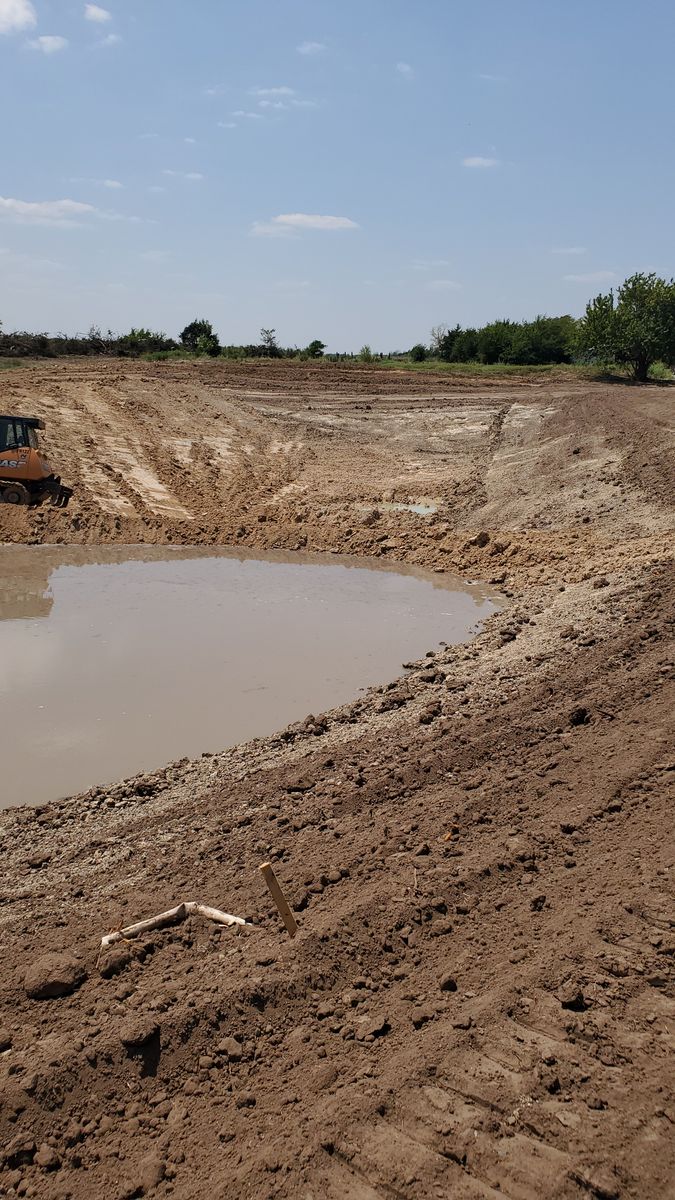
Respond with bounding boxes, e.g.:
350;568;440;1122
0;546;500;808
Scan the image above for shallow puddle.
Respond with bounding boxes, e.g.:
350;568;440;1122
357;499;439;517
381;501;438;516
0;546;499;808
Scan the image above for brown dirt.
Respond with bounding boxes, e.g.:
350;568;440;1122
0;360;673;1200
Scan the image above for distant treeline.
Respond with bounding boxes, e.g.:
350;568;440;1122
2;274;675;380
0;317;577;364
417;315;577;366
0;322;346;361
0;319;579;365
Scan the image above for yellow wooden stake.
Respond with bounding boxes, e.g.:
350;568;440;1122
259;862;298;939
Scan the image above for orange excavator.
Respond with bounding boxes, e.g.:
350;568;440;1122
0;415;72;508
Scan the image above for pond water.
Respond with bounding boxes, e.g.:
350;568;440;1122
0;546;500;808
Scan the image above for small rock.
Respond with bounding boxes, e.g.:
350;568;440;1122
411;1006;433;1029
119;1016;159;1048
34;1143;60;1171
555;980;588;1012
138;1151;165;1194
24;953;86;1000
3;1136;36;1169
356;1012;390;1040
27;852;51;869
0;1028;12;1052
167;1104;188;1128
314;1064;339;1090
452;1014;474;1030
235;1091;256;1109
217;1036;243;1062
439;973;457;993
99;946;134;978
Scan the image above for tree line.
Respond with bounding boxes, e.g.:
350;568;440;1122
0;320;328;362
409;273;675;380
1;273;674;381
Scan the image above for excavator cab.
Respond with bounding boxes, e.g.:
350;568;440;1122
0;415;73;508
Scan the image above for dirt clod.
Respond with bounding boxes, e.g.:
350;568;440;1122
23;953;86;1000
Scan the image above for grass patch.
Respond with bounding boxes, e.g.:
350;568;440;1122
0;359;24;371
376;359;591;377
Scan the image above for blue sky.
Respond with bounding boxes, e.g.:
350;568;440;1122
1;0;674;351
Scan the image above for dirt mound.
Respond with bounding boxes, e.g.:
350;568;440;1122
0;361;673;1199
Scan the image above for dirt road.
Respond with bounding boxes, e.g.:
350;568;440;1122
0;361;673;1200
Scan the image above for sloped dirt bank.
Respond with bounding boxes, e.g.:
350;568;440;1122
0;362;673;1199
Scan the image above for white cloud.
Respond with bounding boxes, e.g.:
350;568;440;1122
218;121;236;130
552;246;587;255
271;213;359;232
564;271;616;284
70;176;124;190
250;221;296;239
0;196;96;225
297;41;325;55
396;62;414;79
28;34;68;53
478;73;506;82
0;194;140;227
162;170;205;180
462;156;500;168
259;96;317;111
251;86;295;97
98;32;120;46
0;0;36;35
232;110;263;120
84;3;111;21
184;137;197;145
426;279;462;292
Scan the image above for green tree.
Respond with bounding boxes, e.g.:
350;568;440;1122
305;339;326;358
359;344;374;363
180;318;220;356
505;315;577;365
476;320;516;364
577;272;675;381
117;328;177;356
259;328;281;357
409;343;427;362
